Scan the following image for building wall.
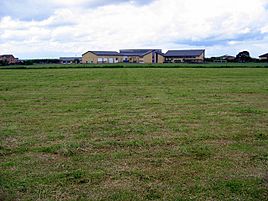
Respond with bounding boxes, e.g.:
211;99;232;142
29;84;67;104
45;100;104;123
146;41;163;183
139;52;165;64
82;52;123;64
260;56;268;60
196;52;205;61
143;52;153;64
157;54;165;63
124;56;140;63
165;52;205;63
83;50;205;64
82;52;98;64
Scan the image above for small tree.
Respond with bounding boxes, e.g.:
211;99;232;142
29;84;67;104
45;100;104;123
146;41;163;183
0;60;8;66
23;60;34;65
236;51;252;62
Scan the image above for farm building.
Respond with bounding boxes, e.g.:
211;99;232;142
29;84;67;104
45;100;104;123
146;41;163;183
0;54;19;64
259;53;268;60
82;51;122;64
165;50;205;63
82;49;205;64
60;57;82;64
119;49;165;64
210;55;235;63
82;49;165;64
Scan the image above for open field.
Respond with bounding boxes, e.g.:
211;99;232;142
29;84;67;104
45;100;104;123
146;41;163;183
1;62;268;69
0;68;268;200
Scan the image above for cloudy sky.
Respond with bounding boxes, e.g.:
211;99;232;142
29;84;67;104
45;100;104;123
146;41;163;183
0;0;268;59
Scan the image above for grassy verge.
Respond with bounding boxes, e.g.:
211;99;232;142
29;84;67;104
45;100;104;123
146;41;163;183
0;68;268;200
1;62;268;70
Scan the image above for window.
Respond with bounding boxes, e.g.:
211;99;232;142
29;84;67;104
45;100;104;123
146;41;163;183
108;58;114;63
97;58;103;63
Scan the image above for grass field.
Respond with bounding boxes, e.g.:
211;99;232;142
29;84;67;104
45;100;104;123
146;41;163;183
0;68;268;200
1;62;268;69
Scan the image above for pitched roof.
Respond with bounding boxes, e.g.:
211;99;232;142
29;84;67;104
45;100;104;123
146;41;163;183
0;54;15;58
83;51;120;56
60;57;82;61
165;50;205;57
259;53;268;57
119;49;163;57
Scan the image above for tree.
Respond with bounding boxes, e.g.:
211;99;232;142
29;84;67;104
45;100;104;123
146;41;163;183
0;60;8;66
236;51;252;62
23;60;34;65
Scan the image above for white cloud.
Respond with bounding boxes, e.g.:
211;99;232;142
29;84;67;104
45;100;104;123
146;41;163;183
0;0;268;58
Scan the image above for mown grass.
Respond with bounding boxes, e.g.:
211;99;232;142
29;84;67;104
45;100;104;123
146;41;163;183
1;62;268;70
0;68;268;200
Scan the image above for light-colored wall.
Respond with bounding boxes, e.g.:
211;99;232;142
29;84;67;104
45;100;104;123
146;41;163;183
260;56;268;60
127;56;140;63
140;52;165;64
157;54;165;63
82;52;123;64
143;52;153;64
166;52;205;63
184;52;205;62
197;52;205;61
82;52;98;64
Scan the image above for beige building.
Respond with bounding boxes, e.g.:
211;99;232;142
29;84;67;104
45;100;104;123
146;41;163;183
119;49;165;64
82;51;122;64
82;49;206;64
164;50;205;63
82;49;165;64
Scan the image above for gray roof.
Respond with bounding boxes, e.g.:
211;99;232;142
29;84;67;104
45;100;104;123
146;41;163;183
0;54;15;58
84;51;120;56
60;57;82;61
165;50;205;57
119;49;163;57
259;53;268;57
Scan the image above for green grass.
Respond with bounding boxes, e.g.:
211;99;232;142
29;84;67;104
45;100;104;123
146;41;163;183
1;62;268;69
0;68;267;200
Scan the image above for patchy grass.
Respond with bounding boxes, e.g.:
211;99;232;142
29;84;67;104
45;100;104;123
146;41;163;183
1;62;268;70
0;68;268;200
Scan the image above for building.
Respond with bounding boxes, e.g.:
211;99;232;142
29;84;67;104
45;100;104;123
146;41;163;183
60;57;82;64
82;51;122;64
165;50;205;63
82;49;205;64
82;49;165;64
119;49;165;64
259;53;268;61
210;55;235;63
220;55;235;62
0;54;19;64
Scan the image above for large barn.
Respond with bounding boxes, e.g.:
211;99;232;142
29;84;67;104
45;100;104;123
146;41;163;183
82;49;205;64
82;51;121;64
165;50;205;63
82;49;165;64
119;49;165;64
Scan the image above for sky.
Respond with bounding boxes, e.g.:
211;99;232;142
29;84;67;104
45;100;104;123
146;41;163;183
0;0;268;59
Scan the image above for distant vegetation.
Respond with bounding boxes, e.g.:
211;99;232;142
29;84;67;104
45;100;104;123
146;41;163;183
206;51;266;63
